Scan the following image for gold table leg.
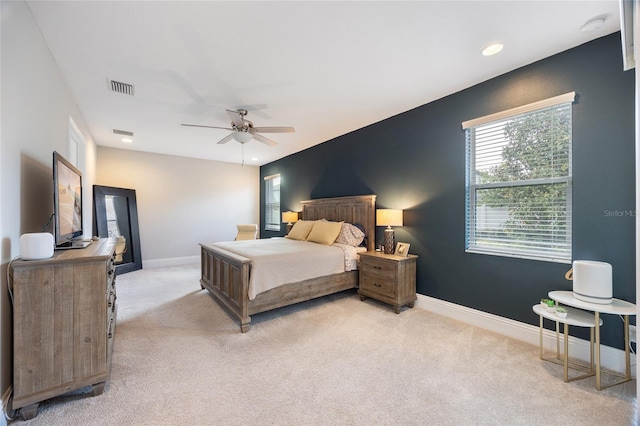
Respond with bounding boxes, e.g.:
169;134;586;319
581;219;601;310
595;311;601;390
539;315;544;360
555;320;560;360
624;315;631;379
589;328;594;373
564;323;569;382
594;313;633;391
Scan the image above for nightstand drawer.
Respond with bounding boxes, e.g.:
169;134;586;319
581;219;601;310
360;275;396;298
360;257;397;280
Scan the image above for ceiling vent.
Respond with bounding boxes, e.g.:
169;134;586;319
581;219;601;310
108;79;135;96
113;129;134;137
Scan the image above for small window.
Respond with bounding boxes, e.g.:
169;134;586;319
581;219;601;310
264;174;281;231
463;93;574;263
68;116;86;172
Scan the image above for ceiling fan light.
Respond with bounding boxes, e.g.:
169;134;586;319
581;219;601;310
233;131;253;143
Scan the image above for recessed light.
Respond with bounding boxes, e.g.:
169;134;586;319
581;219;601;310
121;138;133;143
581;17;605;32
482;43;503;56
251;157;258;162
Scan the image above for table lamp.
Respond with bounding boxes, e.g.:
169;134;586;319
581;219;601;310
282;211;299;234
376;209;403;254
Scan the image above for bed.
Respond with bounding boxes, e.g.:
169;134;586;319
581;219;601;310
200;194;376;332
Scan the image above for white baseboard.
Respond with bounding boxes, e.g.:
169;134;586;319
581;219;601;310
416;294;636;377
142;255;199;269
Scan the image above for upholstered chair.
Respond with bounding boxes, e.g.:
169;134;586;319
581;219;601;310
235;224;258;240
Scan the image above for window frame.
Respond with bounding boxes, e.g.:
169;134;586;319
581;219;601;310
463;92;575;263
264;173;281;232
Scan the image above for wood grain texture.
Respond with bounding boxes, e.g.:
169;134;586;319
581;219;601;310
358;251;417;314
200;195;376;332
10;238;116;418
300;195;376;252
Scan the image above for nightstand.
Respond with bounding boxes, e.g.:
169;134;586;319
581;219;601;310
358;251;417;313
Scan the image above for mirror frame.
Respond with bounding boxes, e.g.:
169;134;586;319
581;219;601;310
93;185;142;274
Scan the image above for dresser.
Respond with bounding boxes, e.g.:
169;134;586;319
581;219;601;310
9;238;117;420
358;251;417;313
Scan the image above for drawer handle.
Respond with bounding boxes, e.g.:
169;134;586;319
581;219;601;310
373;266;382;270
374;283;382;288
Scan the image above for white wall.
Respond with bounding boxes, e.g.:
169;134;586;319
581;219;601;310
96;147;259;264
0;1;259;407
0;0;97;407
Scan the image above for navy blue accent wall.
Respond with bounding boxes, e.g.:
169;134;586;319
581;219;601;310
260;33;635;349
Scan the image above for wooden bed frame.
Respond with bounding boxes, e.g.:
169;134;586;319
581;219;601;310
200;194;376;332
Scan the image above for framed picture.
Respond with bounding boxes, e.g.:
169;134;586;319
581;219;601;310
395;242;410;257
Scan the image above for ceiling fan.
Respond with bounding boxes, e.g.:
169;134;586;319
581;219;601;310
181;108;294;146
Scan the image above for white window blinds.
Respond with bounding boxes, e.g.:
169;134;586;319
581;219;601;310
264;174;281;231
464;93;574;263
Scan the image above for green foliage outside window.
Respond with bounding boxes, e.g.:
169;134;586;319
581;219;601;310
467;103;572;261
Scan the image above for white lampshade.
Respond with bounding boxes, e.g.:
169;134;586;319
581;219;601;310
282;211;299;224
233;131;253;143
376;209;403;227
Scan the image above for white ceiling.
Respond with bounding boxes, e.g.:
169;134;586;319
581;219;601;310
26;1;621;166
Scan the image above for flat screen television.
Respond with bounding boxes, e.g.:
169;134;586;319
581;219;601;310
53;151;90;249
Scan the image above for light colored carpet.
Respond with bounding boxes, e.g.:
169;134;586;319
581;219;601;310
14;264;637;425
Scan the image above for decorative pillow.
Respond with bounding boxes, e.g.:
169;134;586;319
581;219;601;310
286;220;316;240
353;224;368;247
335;223;366;247
306;220;344;245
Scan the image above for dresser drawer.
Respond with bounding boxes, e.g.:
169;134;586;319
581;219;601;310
360;257;398;280
360;275;396;298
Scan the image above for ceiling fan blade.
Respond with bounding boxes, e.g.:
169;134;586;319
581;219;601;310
253;133;278;147
226;109;245;128
252;126;295;134
182;123;234;131
217;133;236;144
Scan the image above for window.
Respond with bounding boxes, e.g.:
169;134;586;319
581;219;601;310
463;92;574;263
264;174;281;231
68;116;86;171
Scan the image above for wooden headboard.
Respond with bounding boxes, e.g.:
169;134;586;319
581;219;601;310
300;195;377;252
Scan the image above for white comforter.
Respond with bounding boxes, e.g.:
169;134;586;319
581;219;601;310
211;238;362;300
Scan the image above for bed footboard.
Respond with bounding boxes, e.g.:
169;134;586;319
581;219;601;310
200;243;252;332
200;243;359;333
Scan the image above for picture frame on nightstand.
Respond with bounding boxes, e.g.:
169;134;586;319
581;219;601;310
395;242;410;257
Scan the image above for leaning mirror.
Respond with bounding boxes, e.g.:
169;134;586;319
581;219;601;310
93;185;142;274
